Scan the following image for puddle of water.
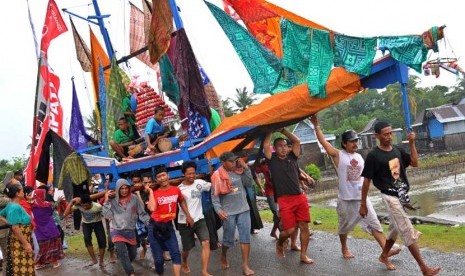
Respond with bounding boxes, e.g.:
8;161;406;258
314;173;465;223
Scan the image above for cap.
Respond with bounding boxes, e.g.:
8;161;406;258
341;130;359;142
219;151;239;162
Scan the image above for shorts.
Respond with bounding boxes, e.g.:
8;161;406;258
381;194;422;247
178;219;210;251
337;198;383;235
222;211;251;247
277;193;310;230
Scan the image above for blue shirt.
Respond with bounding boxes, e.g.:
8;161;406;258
145;118;165;135
0;202;31;225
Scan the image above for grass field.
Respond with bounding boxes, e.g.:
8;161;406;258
260;207;465;253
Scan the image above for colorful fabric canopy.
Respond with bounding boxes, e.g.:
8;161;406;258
207;2;281;94
334;34;377;76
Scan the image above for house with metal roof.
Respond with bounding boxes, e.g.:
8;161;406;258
358;118;403;150
412;103;465;151
291;120;336;168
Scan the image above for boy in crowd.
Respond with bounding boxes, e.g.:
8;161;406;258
65;194;107;268
178;161;212;276
146;166;193;276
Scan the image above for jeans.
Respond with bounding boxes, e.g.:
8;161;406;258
114;241;137;275
222;210;251;247
105;219;114;253
148;221;181;275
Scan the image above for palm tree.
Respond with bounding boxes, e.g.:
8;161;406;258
221;98;236;117
232;86;257;112
86;109;101;142
448;76;465;104
325;101;348;128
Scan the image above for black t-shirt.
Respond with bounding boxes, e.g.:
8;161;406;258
361;146;411;200
266;152;302;197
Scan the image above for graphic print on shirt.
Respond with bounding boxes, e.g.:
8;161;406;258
389;157;410;204
82;211;98;222
229;174;240;193
190;184;202;199
158;194;179;213
346;158;362;182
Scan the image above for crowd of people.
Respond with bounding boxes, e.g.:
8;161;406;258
0;117;441;276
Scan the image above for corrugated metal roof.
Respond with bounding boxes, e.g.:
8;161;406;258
412;110;425;127
427;104;465;123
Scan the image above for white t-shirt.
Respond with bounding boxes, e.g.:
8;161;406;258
177;179;211;224
337;150;364;200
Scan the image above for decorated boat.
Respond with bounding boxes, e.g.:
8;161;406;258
25;0;457;191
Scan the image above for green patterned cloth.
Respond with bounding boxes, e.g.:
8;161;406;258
308;28;333;98
334;34;376;76
281;20;333;98
106;58;126;153
206;2;280;94
281;19;311;74
272;68;306;94
159;54;180;104
378;36;428;73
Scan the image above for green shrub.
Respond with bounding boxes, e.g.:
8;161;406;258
304;163;321;181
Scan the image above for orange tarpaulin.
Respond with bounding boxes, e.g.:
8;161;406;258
205;68;362;157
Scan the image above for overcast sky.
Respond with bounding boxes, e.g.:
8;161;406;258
0;0;463;160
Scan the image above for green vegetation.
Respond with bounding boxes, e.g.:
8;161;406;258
304;163;321;181
260;206;465;253
418;152;465;168
0;156;27;181
318;76;465;143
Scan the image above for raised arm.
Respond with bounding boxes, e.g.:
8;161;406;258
408;131;419;167
310;115;339;159
263;132;273;159
281;128;301;157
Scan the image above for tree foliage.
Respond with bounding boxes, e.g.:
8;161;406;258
85;109;101;142
231;87;257;112
304;163;321;181
0;156;27;181
317;75;464;141
221;98;236;117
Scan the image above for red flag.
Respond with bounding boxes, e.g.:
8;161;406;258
40;0;68;57
25;0;67;187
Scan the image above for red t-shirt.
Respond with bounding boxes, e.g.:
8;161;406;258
151;185;184;223
255;164;274;196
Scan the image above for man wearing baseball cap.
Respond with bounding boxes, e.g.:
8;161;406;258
311;114;399;260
